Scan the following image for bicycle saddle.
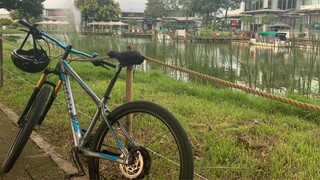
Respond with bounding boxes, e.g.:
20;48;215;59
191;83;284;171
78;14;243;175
108;51;144;67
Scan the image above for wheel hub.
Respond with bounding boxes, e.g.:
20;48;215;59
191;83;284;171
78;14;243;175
119;147;151;179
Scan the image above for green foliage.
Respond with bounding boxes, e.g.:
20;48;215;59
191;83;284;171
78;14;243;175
4;38;320;179
3;35;20;42
190;0;220;26
75;0;121;23
189;0;241;28
0;0;18;10
262;14;275;25
221;0;242;10
195;28;214;37
0;18;13;26
8;0;45;21
241;14;254;28
128;18;137;26
144;0;166;18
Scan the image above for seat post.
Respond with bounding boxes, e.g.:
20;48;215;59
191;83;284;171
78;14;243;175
102;66;123;103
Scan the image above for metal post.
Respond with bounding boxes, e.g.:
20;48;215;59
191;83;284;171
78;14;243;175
0;34;3;87
125;45;133;137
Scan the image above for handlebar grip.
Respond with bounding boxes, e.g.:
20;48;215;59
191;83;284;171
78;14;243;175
92;60;116;68
18;19;33;29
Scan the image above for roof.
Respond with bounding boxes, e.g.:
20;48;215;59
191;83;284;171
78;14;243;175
162;17;200;22
258;31;287;35
243;9;288;14
269;22;290;28
88;21;128;26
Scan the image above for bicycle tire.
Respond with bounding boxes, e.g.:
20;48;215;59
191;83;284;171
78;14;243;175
1;85;51;173
88;101;194;179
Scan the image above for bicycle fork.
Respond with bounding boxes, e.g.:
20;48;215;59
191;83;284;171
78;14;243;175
17;72;62;127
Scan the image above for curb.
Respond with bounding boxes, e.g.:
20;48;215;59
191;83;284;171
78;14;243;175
0;103;88;180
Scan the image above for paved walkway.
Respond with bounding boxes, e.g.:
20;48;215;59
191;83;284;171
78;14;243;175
0;104;87;180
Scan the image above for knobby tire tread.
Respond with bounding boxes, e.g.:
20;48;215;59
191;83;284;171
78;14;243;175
88;101;194;179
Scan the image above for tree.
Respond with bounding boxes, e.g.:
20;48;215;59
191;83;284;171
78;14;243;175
190;0;221;27
178;0;191;26
261;14;275;25
75;0;121;24
0;0;19;10
261;14;275;31
128;18;137;30
240;14;254;30
1;0;45;21
144;0;166;19
221;0;242;29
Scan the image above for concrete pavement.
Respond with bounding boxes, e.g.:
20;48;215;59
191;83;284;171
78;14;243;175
0;103;86;180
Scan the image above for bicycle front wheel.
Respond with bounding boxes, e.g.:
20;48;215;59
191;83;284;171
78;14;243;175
89;101;194;179
1;85;51;173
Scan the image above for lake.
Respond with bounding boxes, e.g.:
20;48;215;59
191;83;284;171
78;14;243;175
64;34;320;98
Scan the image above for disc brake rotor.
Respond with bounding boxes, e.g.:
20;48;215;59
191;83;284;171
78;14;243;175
119;147;151;179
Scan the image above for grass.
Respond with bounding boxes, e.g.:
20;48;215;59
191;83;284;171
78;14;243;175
2;41;320;179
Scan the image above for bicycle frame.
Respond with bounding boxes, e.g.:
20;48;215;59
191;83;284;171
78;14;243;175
34;46;133;165
17;25;135;165
56;46;130;164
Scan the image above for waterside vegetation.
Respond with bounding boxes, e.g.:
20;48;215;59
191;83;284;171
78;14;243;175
2;35;320;178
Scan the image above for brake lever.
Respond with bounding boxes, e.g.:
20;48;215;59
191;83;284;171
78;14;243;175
100;64;109;70
20;29;29;33
92;61;109;70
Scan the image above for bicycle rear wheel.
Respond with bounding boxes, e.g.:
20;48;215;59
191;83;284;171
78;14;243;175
1;85;51;173
88;101;194;179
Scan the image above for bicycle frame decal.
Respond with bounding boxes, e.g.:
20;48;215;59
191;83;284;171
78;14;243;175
71;117;81;133
59;69;82;145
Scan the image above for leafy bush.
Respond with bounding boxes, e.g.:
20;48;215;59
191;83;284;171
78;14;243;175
0;18;13;27
195;28;213;37
4;35;20;42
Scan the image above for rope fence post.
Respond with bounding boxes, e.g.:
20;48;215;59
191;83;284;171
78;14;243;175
125;45;133;137
0;34;3;87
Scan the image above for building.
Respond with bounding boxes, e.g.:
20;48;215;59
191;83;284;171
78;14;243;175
241;0;320;33
120;12;150;30
161;10;200;29
0;9;10;19
242;0;298;31
298;1;320;31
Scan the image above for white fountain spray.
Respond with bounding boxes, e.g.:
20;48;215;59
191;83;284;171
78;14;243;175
68;0;82;32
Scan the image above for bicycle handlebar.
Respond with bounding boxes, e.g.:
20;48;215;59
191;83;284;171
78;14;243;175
18;19;117;68
18;20;34;30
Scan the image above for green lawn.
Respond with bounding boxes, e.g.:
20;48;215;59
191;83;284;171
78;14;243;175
2;43;320;179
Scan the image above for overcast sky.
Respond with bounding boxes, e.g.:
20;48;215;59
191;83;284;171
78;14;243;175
116;0;147;12
44;0;147;12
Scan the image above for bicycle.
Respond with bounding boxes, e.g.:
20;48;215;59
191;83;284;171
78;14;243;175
0;20;194;179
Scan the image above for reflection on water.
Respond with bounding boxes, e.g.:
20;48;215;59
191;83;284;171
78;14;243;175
139;39;320;98
67;35;320;97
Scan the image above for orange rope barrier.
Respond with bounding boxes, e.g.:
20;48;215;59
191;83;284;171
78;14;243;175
144;56;320;112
